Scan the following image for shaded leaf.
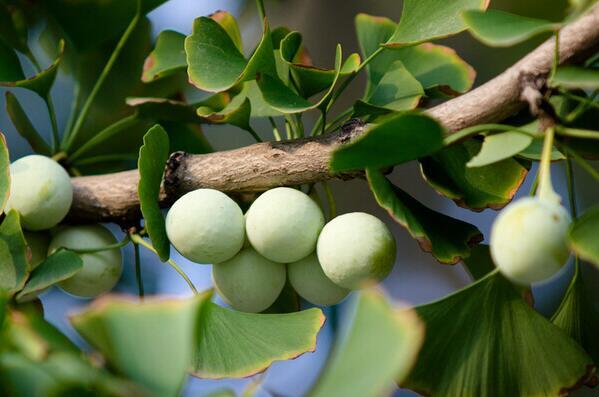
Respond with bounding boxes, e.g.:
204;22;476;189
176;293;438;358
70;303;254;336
404;270;593;396
5;92;51;155
386;0;490;46
467;131;533;167
138;125;170;262
162;122;212;155
0;40;64;98
16;250;83;302
462;244;496;281
355;14;475;97
197;98;254;134
462;9;558;47
127;97;201;123
353;61;423;117
0;210;28;294
0;3;28;53
262;280;300;314
550;66;599;90
519;139;565;161
142;30;186;82
309;289;423;397
330;113;445;172
71;293;210;397
192;302;324;378
186;17;275;93
367;169;482;264
552;265;599;368
420;139;530;211
0;39;25;82
257;45;343;114
568;205;599;268
0;132;9;213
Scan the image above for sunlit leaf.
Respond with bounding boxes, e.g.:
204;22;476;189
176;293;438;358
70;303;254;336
138;125;170;262
568;205;599;268
367;169;482;264
386;0;490;46
16;251;83;302
186;17;276;93
330;113;445;172
192;302;324;378
309;289;423;397
5;92;51;155
420;140;530;211
404;270;593;396
0;132;9;213
257;45;343;114
210;10;243;52
0;210;28;294
142;30;186;82
467;131;533;167
355;14;475;97
353;61;423;117
462;9;558;47
550;66;599;90
0;40;64;98
71;293;210;397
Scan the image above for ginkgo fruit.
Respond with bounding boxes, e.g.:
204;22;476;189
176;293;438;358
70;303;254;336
288;253;349;306
7;155;73;231
490;197;571;284
245;187;325;263
48;225;123;298
24;231;50;270
166;188;245;264
212;247;286;313
317;212;396;289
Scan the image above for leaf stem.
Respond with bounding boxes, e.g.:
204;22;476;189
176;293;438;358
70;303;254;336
537;127;560;204
565;158;577;218
247;126;263;143
133;241;145;299
550;29;560;80
63;6;141;152
45;95;61;154
131;234;198;295
256;0;266;21
268;117;282;141
562;146;599;184
564;89;598;122
322;181;337;220
64;81;82;137
558;90;599;111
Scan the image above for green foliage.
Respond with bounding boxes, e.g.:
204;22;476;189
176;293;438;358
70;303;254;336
309;289;423;397
568;205;599;267
0;211;29;294
330;113;445;172
138;125;170;261
462;10;558;47
367;169;482;264
467;131;534;167
4;93;51;155
550;66;599;90
142;30;186;82
0;132;9;213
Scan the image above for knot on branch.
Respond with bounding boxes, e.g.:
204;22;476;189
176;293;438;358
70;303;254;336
164;151;188;202
519;73;558;130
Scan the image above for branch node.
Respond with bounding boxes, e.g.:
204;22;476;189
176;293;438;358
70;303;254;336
164;151;188;201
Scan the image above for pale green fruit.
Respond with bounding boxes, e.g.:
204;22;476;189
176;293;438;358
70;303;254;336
288;253;349;306
166;189;245;264
246;187;325;263
7;155;73;230
212;247;286;313
490;196;571;285
24;231;50;270
317;212;396;289
48;225;122;298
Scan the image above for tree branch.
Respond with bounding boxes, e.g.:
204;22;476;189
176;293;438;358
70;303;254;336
68;4;599;225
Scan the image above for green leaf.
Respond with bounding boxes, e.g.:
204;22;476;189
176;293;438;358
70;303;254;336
186;17;275;93
138;125;170;262
192;302;324;378
330;113;445;173
309;289;423;397
127;97;201;123
355;14;475;97
568;205;599;268
462;244;496;280
257;44;343;114
518;139;565;161
162;122;212;155
0;132;9;213
386;0;490;46
404;270;593;396
42;0;167;51
549;66;599;90
467;131;533;167
71;292;210;397
5;92;51;155
552;265;599;366
0;3;29;53
367;169;482;264
142;30;186;82
462;10;558;47
197;97;254;134
0;40;64;98
209;10;243;53
0;210;28;294
16;250;82;302
0;39;25;82
420;139;530;210
279;31;361;98
353;61;423;117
